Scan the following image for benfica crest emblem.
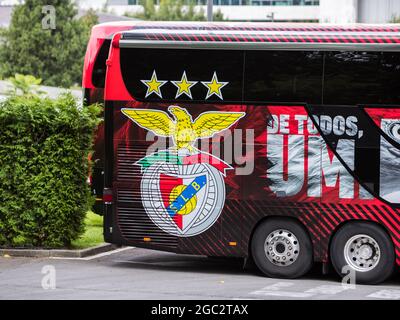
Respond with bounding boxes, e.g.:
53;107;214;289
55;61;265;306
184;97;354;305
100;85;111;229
122;106;245;237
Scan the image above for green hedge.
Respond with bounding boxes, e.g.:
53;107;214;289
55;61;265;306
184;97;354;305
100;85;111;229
0;94;101;248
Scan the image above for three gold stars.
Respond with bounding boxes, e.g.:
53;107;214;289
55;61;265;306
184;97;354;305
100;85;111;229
140;71;228;100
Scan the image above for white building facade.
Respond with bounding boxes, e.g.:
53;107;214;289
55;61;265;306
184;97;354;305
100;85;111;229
105;0;321;21
77;0;400;22
320;0;400;23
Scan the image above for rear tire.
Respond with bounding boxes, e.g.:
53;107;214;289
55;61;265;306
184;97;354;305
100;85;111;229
251;218;313;279
330;222;395;285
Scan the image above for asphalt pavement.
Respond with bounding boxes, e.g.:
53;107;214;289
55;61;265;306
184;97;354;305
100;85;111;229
0;247;400;300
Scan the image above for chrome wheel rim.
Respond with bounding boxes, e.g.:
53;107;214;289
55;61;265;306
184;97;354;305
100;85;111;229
344;234;380;272
264;229;300;267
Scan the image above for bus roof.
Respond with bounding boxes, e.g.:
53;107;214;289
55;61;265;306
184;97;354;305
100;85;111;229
84;21;400;88
94;21;400;38
115;22;400;51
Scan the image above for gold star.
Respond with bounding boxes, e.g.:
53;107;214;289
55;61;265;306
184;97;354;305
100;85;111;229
171;71;197;99
202;72;228;100
141;70;167;98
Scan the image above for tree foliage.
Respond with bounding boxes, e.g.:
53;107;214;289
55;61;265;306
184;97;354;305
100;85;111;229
131;0;225;21
0;94;101;248
0;0;98;88
7;74;45;96
390;15;400;23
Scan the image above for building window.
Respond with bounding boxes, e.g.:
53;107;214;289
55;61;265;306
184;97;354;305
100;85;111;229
130;0;318;5
250;0;319;5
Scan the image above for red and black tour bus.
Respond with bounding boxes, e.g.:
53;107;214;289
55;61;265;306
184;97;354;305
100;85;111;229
83;22;400;284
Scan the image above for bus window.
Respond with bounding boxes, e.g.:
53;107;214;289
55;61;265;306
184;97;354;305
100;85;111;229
119;48;244;103
324;51;400;105
92;39;111;89
243;51;323;104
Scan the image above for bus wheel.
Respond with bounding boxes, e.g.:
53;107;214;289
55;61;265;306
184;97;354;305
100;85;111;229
330;222;395;285
251;218;313;279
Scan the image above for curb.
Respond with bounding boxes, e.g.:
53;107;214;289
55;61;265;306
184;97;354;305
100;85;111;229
0;243;120;258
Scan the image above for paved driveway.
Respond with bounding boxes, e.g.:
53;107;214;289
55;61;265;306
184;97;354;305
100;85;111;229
0;247;399;300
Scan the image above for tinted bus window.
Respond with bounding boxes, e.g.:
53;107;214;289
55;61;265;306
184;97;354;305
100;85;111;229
244;51;323;104
92;39;111;88
119;48;244;103
324;51;400;105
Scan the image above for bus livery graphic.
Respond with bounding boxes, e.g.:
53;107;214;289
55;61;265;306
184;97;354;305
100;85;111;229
121;106;245;236
266;106;400;204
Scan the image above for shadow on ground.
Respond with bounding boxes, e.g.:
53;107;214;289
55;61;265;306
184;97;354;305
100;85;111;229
109;248;400;285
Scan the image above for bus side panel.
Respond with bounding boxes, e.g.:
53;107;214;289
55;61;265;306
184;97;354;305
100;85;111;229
106;100;400;265
84;88;106;215
306;104;400;265
83;38;110;215
237;104;400;265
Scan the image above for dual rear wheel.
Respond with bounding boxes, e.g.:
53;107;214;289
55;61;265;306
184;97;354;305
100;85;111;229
330;222;395;284
251;218;395;284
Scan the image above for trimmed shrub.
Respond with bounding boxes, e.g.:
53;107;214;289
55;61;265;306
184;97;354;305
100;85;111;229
0;94;101;248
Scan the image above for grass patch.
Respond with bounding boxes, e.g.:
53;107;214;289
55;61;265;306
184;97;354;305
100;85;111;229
71;211;104;249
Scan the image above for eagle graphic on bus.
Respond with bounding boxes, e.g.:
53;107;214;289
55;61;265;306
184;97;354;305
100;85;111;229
121;106;245;236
